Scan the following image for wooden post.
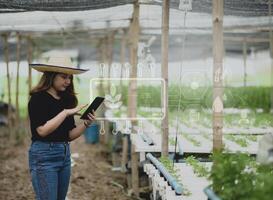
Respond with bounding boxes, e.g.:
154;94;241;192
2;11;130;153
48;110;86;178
16;32;21;121
269;0;273;111
96;39;106;144
161;0;170;157
120;29;126;87
212;0;224;151
243;40;247;87
128;0;140;197
107;31;116;79
120;29;128;172
27;36;33;96
128;1;139;121
101;37;109;145
131;144;139;196
121;136;128;172
2;33;12;139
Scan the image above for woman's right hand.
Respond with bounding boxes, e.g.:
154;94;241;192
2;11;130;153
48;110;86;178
64;104;88;117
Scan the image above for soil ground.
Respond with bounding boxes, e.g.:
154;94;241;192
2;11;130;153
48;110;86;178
0;126;132;200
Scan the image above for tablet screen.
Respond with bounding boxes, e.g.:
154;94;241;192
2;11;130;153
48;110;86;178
80;97;105;119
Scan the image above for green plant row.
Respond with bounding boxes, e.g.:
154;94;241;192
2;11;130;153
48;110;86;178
210;151;273;200
159;156;192;196
185;156;210;178
224;135;249;147
182;134;201;147
118;84;272;113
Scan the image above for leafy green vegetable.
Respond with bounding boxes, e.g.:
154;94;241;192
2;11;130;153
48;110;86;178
185;156;210;177
209;150;273;200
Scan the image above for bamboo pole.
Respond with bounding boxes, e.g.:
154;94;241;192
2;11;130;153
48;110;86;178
96;39;106;144
107;31;116;79
27;36;33;96
270;35;273;111
2;33;13;139
128;0;140;197
212;0;224;151
131;144;139;196
269;0;273;111
243;41;247;87
128;1;139;121
16;32;21;121
104;32;116;146
120;29;128;173
101;37;109;145
161;0;170;157
120;29;126;87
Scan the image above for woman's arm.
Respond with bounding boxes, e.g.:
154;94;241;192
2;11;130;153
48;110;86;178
69;112;96;141
36;105;87;137
36;110;67;137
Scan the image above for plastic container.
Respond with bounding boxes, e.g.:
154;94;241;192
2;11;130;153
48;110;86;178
84;123;99;144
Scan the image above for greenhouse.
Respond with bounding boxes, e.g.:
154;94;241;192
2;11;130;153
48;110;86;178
0;0;272;200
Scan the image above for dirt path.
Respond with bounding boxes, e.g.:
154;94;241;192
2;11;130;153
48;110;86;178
0;131;132;200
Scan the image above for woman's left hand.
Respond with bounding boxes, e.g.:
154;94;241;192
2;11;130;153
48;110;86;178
83;110;96;127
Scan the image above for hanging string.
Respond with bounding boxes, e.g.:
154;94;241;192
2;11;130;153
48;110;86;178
173;9;188;167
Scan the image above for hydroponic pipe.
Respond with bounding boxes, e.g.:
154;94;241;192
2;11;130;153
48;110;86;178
140;133;154;145
203;187;222;200
146;153;183;195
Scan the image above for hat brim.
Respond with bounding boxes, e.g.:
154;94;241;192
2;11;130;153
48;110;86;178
30;64;89;75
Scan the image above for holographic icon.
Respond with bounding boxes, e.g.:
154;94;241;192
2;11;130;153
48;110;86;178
214;67;222;83
190;81;199;90
137;121;144;135
99;63;107;77
104;84;122;109
112;63;120;78
100;121;105;135
146;49;156;77
212;96;223;113
238;110;251;127
124;62;131;78
137;62;144;78
124;120;132;134
112;127;118;135
189;109;200;125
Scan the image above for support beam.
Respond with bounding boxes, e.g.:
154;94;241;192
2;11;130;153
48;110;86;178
243;41;247;87
107;31;116;79
128;1;140;197
161;0;170;157
128;1;139;121
27;36;33;96
120;29;127;87
2;33;13;139
269;0;273;111
212;0;224;151
224;37;269;43
16;32;21;120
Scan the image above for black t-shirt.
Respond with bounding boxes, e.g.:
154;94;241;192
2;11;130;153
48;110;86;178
28;91;76;142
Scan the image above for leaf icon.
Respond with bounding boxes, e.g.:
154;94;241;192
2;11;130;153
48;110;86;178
115;101;122;108
105;94;113;102
110;84;116;96
114;94;122;102
104;101;112;108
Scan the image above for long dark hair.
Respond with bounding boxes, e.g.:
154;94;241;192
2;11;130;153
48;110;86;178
30;72;78;108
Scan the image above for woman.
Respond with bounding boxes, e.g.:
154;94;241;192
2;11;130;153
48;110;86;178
28;55;95;200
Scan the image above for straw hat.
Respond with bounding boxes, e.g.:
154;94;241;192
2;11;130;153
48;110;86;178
30;55;89;75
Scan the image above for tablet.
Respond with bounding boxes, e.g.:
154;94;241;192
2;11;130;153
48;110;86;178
80;97;105;119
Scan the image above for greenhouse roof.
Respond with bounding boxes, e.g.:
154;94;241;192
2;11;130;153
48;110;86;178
0;0;272;61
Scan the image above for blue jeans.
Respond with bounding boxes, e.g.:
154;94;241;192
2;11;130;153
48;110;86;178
29;141;71;200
